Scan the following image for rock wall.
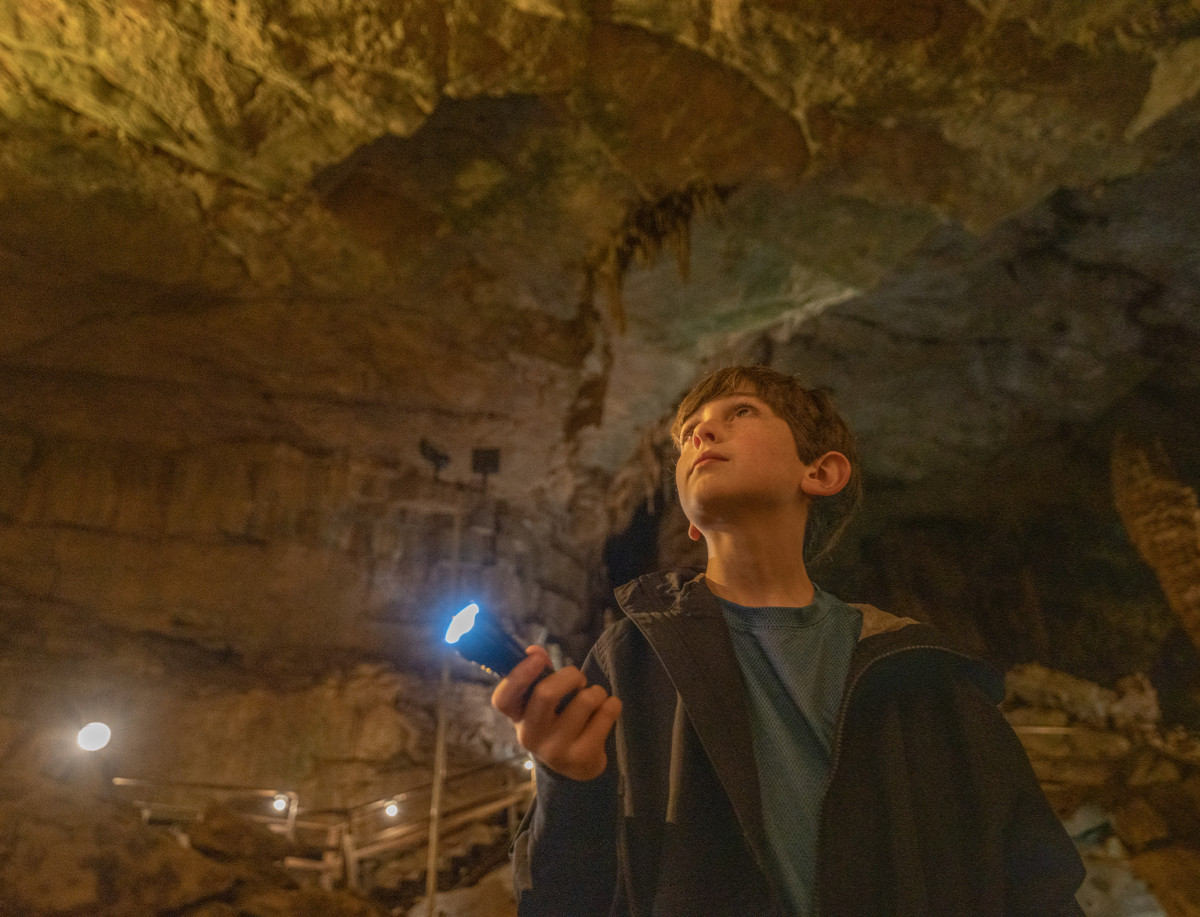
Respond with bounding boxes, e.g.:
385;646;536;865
0;773;390;916
0;434;596;810
1006;663;1200;915
3;0;1199;679
0;642;521;813
2;3;1200;910
0;436;595;665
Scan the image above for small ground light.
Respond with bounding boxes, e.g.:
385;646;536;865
77;722;111;751
272;794;288;812
524;759;535;771
385;801;399;817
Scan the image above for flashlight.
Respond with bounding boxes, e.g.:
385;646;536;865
445;603;528;677
445;603;578;711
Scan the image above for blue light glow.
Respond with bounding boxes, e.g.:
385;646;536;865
445;603;480;644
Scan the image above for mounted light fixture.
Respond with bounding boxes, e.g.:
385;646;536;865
471;447;500;490
419;438;450;481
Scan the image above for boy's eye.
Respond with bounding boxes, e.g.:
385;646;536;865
679;424;697;446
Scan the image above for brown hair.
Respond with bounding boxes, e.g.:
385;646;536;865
671;364;863;562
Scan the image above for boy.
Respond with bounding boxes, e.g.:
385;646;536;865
492;365;1085;916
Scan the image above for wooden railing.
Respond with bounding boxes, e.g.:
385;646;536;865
108;754;536;893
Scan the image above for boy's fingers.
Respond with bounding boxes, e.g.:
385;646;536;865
491;650;545;714
491;647;552;719
577;695;622;750
552;682;608;729
520;667;587;732
491;654;621;782
535;686;617;749
541;695;622;782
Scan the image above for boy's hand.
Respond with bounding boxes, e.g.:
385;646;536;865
491;646;622;782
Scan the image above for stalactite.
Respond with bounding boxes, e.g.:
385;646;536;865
1111;434;1200;653
588;180;734;334
606;420;672;537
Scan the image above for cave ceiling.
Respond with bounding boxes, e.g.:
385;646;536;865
2;0;1200;602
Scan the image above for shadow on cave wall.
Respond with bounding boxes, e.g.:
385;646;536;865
603;498;662;594
840;512;1199;730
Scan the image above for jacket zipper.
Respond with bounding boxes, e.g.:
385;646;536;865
813;643;980;917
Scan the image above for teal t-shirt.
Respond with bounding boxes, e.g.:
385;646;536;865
718;587;863;917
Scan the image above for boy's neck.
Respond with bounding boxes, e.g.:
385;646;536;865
701;523;815;608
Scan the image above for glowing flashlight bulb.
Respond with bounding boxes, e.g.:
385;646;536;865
272;795;288;812
77;722;111;751
385;802;399;817
445;603;480;644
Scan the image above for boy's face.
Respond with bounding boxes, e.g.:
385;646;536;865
674;390;809;536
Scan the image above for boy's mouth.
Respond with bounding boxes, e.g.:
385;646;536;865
692;451;726;472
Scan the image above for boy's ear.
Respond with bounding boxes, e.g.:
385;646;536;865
688;522;703;542
799;451;851;497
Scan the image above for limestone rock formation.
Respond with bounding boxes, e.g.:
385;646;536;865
2;3;1200;912
2;0;1199;662
1113;436;1200;653
0;773;386;917
1005;663;1200;916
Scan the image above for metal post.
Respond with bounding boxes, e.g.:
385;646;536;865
425;656;450;915
425;508;463;917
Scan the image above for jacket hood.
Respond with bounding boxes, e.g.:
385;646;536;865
615;568;1005;705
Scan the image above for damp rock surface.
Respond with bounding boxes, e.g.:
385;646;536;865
0;773;387;917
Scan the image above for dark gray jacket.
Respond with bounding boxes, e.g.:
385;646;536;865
513;570;1085;916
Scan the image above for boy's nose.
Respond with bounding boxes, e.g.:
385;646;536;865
692;418;721;446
